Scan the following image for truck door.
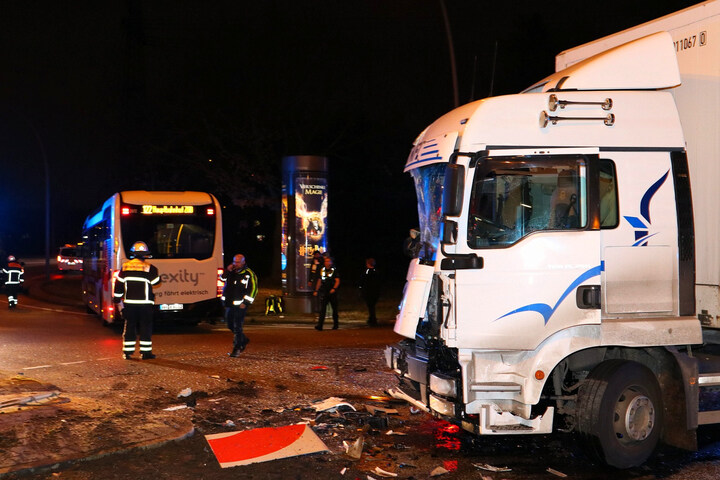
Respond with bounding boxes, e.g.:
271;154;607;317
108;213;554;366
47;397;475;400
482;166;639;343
448;149;603;351
598;151;679;317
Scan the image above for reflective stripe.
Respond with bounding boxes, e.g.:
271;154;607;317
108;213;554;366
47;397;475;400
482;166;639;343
124;299;154;304
244;295;254;303
232;300;242;305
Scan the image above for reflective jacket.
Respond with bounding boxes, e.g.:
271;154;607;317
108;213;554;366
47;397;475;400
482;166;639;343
2;262;24;285
113;259;161;305
220;266;258;307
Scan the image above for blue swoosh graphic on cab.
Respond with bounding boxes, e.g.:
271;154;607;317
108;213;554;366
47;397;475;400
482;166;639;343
495;264;603;325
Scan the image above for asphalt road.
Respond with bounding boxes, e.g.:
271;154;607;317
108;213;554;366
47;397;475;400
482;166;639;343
2;264;720;479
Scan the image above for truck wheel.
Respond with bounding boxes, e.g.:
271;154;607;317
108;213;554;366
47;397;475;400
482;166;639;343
576;359;663;468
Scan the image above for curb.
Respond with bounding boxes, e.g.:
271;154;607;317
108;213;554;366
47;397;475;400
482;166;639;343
0;422;195;478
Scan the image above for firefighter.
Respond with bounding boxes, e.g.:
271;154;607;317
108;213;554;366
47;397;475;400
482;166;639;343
113;241;161;360
2;255;24;309
220;254;258;357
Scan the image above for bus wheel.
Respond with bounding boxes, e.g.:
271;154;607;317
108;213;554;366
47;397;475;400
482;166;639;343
576;359;662;469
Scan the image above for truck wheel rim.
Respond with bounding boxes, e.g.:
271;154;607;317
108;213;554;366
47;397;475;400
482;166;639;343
614;388;655;443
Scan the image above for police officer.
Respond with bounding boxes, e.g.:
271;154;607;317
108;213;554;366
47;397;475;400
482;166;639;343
2;255;24;309
313;256;340;330
113;241;161;360
221;254;258;357
359;257;381;326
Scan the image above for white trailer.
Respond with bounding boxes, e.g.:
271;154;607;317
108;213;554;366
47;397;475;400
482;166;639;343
386;2;720;469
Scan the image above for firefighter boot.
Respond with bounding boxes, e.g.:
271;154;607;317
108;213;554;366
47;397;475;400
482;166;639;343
142;352;156;360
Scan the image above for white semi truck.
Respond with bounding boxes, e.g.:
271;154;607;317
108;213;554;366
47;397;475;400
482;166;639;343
386;1;720;468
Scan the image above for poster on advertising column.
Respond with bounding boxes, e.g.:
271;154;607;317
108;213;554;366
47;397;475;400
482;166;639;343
294;176;327;291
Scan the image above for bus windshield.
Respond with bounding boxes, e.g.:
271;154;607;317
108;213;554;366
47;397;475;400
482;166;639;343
120;206;216;260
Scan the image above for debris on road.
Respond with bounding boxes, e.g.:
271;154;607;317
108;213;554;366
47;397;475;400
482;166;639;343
473;462;512;472
547;467;568;477
343;435;364;459
310;365;329;371
311;397;356;413
177;388;192;398
365;404;398;415
384;430;407;436
0;391;61;409
162;405;188;411
430;466;449;476
372;466;398;477
205;423;329;468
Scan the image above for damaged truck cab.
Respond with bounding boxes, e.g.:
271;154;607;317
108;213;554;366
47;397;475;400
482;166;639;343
386;27;720;469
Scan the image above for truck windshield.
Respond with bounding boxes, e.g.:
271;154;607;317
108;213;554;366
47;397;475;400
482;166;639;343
467;157;587;248
410;163;445;263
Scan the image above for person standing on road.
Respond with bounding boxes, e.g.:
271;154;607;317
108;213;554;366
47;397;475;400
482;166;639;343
307;250;323;312
313;256;340;330
359;257;381;326
221;254;258;357
2;255;24;309
113;241;161;360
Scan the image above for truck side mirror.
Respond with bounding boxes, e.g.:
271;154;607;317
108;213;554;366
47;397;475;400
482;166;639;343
443;163;465;217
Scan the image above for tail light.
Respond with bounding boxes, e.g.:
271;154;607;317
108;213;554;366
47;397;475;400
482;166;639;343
216;268;224;297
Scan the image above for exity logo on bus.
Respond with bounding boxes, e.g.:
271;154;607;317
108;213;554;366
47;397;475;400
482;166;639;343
161;269;204;286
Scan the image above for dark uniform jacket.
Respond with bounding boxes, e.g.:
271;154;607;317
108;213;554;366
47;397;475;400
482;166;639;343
318;266;340;295
220;266;258;307
113;258;161;305
2;262;24;286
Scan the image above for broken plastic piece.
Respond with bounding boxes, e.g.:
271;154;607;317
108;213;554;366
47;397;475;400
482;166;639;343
365;405;398;415
384;430;407;436
372;466;398;477
162;405;188;411
547;468;567;477
430;466;449;476
343;435;364;459
473;463;512;472
310;366;329;370
311;397;356;413
178;388;192;398
206;423;329;467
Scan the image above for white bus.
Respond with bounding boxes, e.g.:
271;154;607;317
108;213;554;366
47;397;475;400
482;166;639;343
81;191;224;325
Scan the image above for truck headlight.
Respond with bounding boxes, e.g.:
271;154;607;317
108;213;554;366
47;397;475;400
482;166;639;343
430;372;457;399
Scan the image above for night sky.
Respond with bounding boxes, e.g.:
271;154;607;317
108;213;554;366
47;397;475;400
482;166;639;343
0;0;699;280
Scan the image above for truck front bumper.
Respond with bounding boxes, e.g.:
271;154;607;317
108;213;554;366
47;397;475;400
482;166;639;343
385;344;554;435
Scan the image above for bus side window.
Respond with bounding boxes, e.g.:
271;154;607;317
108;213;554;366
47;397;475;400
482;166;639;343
599;159;618;228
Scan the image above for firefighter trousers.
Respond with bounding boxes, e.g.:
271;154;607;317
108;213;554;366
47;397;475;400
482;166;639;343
122;304;154;355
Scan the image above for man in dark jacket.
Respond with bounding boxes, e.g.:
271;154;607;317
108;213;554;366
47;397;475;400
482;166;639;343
221;254;258;357
359;258;381;326
113;241;161;360
313;256;340;330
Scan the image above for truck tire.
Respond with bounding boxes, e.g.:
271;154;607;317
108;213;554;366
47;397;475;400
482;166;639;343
576;359;663;468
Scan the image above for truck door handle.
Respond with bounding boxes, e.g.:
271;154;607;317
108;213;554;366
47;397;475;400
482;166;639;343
576;285;601;309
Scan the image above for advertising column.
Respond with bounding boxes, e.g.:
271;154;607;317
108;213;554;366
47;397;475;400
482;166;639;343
281;156;329;312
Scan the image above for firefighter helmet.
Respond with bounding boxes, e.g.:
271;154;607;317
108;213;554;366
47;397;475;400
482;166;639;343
129;241;151;258
7;255;15;263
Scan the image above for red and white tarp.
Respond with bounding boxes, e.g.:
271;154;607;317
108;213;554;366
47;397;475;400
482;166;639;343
205;423;329;468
